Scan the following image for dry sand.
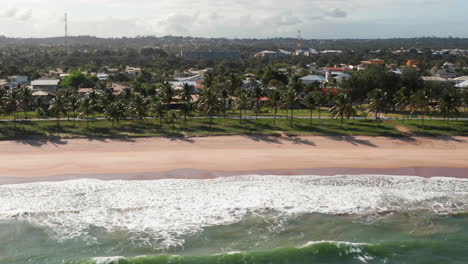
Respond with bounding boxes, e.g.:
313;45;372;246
0;135;467;181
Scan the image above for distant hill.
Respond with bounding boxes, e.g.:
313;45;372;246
1;36;468;51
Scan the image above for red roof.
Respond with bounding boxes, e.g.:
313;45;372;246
259;97;270;101
322;88;340;94
323;67;345;72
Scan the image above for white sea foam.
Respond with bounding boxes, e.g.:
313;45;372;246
0;174;467;249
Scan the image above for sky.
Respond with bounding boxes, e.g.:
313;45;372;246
0;0;467;39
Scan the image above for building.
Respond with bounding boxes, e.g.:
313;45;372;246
110;83;131;95
126;66;142;77
432;69;456;79
31;79;60;92
422;76;450;82
254;50;279;59
451;76;468;84
320;50;343;55
0;81;17;91
455;80;468;88
8;75;28;84
181;51;241;60
299;75;327;85
407;60;417;67
97;73;110;81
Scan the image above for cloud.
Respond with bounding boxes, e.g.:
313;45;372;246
1;7;32;21
156;13;200;34
265;13;302;27
326;8;347;18
17;10;32;21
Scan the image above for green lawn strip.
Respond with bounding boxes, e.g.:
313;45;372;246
0;118;408;140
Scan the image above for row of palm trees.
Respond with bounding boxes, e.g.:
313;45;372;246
1;79;467;129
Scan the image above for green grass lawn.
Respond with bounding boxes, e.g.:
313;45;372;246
0;117;406;140
394;119;468;136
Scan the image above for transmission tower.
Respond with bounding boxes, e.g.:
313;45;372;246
64;13;69;53
296;30;303;51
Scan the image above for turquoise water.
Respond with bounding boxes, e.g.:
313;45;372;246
0;175;467;264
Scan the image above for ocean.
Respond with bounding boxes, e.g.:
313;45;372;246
0;174;467;264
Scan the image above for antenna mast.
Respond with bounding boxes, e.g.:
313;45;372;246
296;30;303;51
64;13;69;53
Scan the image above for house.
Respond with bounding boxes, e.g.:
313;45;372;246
295;48;319;56
126;66;142;77
422;76;450;82
77;88;94;96
299;75;327;85
48;68;64;77
31;79;60;92
97;73;109;81
455;80;468;88
8;75;28;84
0;81;17;91
451;76;468;84
32;90;55;98
110;83;130;95
254;50;279;59
320;50;343;55
432;69;457;79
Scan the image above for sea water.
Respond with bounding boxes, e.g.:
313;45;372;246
0;174;467;264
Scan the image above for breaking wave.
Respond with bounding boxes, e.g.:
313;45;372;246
1;175;467;249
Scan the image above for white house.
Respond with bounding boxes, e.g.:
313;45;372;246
97;73;110;81
31;79;60;92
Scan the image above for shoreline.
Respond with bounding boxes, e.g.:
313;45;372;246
0;135;467;183
1;167;467;185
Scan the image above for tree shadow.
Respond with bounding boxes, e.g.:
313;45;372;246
242;134;282;144
323;135;378;147
282;135;316;146
13;136;68;147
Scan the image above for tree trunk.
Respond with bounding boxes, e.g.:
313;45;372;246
310;109;313;126
290;108;294;128
273;107;277;127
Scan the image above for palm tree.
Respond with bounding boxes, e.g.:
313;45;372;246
438;88;461;121
410;89;429;126
2;90;19;128
366;88;388;119
67;93;79;126
395;87;411;123
282;88;297;128
161;81;174;111
128;94;147;120
302;92;316;126
49;95;66;127
330;93;356;125
235;89;251;124
105;101;125;127
18;86;33;119
312;91;325;120
79;96;93;128
250;80;263;119
181;83;194;122
166;110;178;129
267;89;282;127
197;87;222;128
150;96;165;126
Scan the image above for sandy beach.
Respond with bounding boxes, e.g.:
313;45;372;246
0;135;467;181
